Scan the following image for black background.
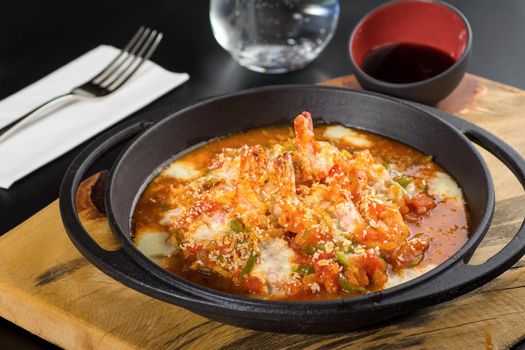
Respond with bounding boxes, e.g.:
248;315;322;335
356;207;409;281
1;1;525;348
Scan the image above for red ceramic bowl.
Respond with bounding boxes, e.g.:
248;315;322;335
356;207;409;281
349;0;472;105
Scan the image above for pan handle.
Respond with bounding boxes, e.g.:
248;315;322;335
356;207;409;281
455;126;525;277
59;121;213;307
386;120;525;307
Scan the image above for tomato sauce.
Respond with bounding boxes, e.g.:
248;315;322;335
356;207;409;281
132;120;469;301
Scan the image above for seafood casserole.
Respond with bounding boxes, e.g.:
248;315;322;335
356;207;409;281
132;112;469;300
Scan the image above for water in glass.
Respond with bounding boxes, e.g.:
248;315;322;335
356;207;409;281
210;0;340;74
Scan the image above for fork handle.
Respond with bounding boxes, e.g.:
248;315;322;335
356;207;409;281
0;92;76;143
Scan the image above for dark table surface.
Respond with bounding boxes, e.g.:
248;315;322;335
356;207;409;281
2;1;525;348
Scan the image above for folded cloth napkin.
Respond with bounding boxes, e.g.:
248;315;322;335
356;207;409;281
0;45;189;189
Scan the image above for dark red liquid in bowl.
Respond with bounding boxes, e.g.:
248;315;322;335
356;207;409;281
361;43;456;84
351;0;469;82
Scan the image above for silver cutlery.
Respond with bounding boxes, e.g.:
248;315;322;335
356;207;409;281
0;26;163;143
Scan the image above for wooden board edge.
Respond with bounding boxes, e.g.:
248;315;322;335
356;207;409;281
0;280;134;350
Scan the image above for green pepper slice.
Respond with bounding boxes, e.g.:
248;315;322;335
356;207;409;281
335;251;350;267
409;255;424;267
230;220;245;233
339;274;367;294
302;245;316;255
395;176;412;188
296;265;315;275
281;145;297;153
241;252;256;276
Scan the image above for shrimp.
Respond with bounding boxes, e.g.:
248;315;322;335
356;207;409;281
326;151;408;250
344;150;375;201
293;112;338;182
294;111;316;155
235;145;270;227
354;197;409;251
268;152;296;200
267;152;314;233
235;145;314;232
325;164;366;236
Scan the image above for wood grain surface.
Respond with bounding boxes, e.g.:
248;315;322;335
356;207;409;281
0;74;524;350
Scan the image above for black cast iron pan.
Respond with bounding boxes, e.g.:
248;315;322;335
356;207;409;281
60;85;525;333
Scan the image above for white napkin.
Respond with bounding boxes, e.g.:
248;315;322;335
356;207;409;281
0;45;189;189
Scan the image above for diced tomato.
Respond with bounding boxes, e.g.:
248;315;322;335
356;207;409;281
293;251;313;266
399;205;409;215
293;225;330;252
242;276;265;295
285;281;309;298
315;263;340;293
390;236;430;271
349;253;388;290
406;194;436;216
343;265;369;288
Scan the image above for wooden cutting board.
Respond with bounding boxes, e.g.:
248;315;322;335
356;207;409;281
1;74;524;350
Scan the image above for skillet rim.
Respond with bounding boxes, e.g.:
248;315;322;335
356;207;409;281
106;84;494;310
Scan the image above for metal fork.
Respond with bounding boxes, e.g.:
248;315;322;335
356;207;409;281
0;26;163;143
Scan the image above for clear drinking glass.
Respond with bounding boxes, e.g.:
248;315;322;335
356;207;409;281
210;0;340;74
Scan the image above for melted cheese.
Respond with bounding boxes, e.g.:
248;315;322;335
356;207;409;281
159;208;183;226
162;161;201;180
385;264;436;289
135;228;175;258
193;224;224;241
252;238;294;293
428;172;463;201
192;212;228;241
324;125;372;148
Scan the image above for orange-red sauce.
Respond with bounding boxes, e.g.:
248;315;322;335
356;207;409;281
133;125;469;300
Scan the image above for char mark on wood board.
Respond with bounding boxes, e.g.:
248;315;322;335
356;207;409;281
368;330;403;342
477;194;525;247
162;320;214;348
35;258;88;287
218;329;378;350
91;171;108;215
365;336;426;350
171;323;225;350
492;195;525;226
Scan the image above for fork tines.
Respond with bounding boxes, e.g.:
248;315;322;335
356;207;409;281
92;26;163;92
